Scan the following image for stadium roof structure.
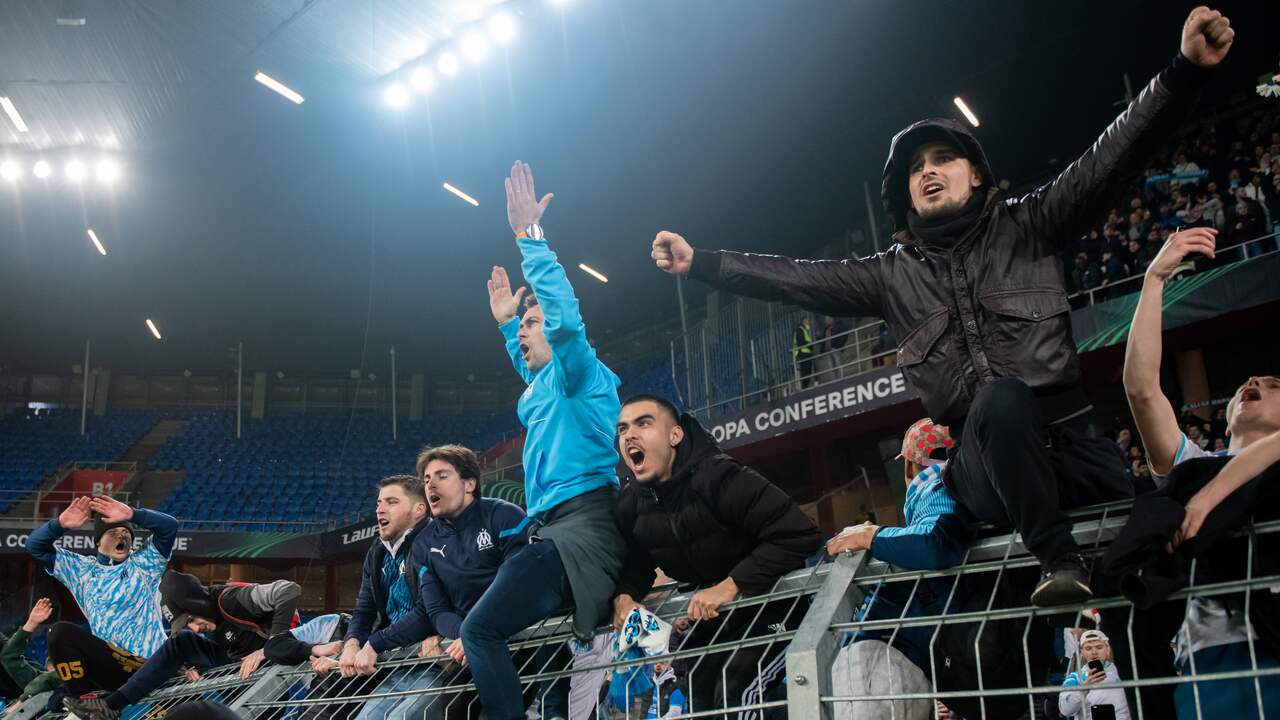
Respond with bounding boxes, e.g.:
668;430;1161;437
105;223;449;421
0;0;1273;378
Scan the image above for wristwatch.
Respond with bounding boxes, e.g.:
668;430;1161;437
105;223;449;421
517;223;545;241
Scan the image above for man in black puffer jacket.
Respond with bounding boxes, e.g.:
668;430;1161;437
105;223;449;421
650;7;1236;607
612;394;822;716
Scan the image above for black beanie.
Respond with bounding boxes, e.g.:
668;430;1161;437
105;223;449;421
94;520;133;548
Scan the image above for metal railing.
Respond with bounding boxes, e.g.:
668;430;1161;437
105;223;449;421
675;230;1279;422
82;501;1277;720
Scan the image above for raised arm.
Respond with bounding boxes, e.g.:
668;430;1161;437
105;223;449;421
1025;7;1230;244
505;161;602;395
1124;228;1217;475
489;266;535;384
90;497;178;559
28;497;92;572
653;231;886;318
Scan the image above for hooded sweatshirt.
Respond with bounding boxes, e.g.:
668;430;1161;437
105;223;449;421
27;508;178;658
613;413;822;600
159;571;301;660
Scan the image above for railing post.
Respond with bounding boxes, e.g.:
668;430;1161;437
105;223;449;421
786;551;866;720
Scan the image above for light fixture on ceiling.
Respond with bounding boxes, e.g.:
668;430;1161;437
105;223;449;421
460;31;489;63
95;158;120;184
410;67;435;93
436;52;460;76
578;263;609;283
442;182;479;206
65;160;86;182
0;97;28;133
87;229;107;255
953;96;980;127
254;72;305;104
145;318;162;340
487;13;517;44
0;160;20;182
32;160;51;179
384;83;411;109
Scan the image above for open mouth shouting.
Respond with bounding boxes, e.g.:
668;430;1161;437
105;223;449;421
427;492;442;511
921;181;945;200
115;539;128;553
624;445;647;475
1240;386;1262;404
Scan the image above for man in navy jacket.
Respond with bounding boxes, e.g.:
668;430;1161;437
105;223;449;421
337;474;442;720
412;444;567;719
341;474;436;676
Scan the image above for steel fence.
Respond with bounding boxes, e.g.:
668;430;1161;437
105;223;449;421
55;501;1277;720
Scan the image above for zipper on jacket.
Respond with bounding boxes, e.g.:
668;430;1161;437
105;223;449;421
647;486;706;586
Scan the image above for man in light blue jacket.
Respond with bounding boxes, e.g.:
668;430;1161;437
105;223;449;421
472;161;627;720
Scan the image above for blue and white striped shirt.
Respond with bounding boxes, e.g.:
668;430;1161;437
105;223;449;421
868;463;967;570
52;543;169;658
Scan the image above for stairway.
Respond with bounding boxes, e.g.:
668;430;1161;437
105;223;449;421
117;419;186;509
132;470;186;510
118;419;184;473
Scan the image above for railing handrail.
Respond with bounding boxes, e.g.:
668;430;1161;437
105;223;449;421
93;498;1277;720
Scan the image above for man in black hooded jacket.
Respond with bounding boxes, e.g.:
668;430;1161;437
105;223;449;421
612;394;822;715
649;7;1235;607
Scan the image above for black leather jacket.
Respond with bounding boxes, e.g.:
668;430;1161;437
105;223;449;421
688;55;1212;427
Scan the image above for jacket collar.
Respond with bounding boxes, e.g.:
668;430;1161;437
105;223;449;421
893;186;1000;249
382;516;431;556
436;498;483;533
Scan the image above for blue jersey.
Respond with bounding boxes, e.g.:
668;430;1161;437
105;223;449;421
51;543;169;657
500;235;622;517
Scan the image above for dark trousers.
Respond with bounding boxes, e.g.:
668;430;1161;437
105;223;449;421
460;539;570;720
46;622;147;697
109;630;233;709
945;378;1129;564
796;356;815;387
683;596;804;718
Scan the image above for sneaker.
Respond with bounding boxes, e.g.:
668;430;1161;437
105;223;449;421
63;695;119;720
1030;554;1093;607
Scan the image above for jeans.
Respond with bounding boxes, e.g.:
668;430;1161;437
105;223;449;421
460;539;569;720
353;664;446;720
